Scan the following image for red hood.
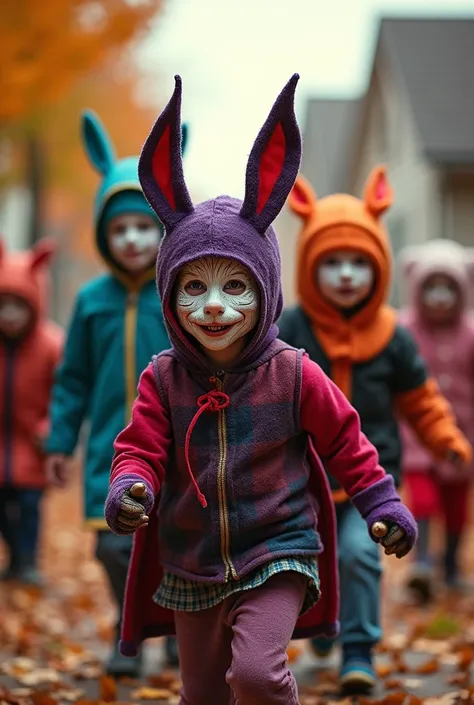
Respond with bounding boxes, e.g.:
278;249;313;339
0;238;57;330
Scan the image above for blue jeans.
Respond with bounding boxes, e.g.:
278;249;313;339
0;486;43;561
336;501;382;646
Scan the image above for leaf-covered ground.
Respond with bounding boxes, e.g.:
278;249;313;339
1;473;474;704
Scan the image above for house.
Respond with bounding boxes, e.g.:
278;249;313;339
279;17;474;307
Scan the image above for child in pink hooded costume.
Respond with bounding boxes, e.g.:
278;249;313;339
399;239;474;594
104;75;417;705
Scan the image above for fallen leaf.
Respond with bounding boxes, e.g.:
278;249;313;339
18;670;61;687
147;671;177;688
377;663;395;678
384;678;404;689
446;673;470;687
51;690;85;702
99;675;117;703
414;658;439;675
30;693;59;705
458;647;474;670
286;645;302;663
130;688;173;700
404;679;424;690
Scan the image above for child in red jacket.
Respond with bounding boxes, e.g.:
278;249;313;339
0;239;63;585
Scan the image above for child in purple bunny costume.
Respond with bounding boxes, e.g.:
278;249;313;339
104;74;417;705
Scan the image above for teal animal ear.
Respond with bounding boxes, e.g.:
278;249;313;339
81;110;116;175
181;123;189;156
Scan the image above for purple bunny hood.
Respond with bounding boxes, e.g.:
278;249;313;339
156;195;283;372
138;74;302;373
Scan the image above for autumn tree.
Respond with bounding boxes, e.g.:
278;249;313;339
0;0;164;244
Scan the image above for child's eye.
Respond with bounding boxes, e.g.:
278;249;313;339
184;281;206;295
112;225;126;236
354;257;369;267
224;280;245;294
324;258;338;267
137;222;152;232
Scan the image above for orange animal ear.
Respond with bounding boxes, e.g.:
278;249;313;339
363;165;393;217
288;174;317;221
30;238;57;270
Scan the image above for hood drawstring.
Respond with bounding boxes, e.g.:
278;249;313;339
184;389;230;508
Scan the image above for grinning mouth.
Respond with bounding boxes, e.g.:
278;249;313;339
201;324;231;331
197;323;233;336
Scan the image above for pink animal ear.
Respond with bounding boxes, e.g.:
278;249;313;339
364;165;393;217
288;174;317;221
30;238;57;270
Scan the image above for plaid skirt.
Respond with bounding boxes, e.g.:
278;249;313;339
154;556;320;614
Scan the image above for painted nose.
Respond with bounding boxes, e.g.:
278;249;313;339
340;264;353;281
204;301;225;317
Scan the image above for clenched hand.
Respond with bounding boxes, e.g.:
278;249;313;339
116;482;150;534
371;521;411;559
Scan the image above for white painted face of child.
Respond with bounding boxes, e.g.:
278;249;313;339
176;257;260;355
107;213;161;275
421;273;460;323
316;250;375;309
0;294;33;337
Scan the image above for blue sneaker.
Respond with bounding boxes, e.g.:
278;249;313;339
340;645;375;693
310;636;336;658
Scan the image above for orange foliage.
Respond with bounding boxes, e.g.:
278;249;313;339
42;63;162;263
0;0;161;123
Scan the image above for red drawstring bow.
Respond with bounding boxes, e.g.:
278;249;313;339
184;390;230;508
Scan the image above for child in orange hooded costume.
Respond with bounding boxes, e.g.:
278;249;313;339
278;167;471;693
0;239;63;585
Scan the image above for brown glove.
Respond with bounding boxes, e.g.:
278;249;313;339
116;482;150;534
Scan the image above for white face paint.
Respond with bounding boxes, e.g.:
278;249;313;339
421;275;460;321
0;295;32;336
107;213;161;274
175;257;260;353
316;250;375;309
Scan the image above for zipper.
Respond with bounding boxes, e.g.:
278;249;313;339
125;290;138;422
3;346;15;484
214;370;238;581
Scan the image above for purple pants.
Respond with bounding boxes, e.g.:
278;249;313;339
174;572;306;705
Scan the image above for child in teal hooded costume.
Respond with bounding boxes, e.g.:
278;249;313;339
46;111;186;675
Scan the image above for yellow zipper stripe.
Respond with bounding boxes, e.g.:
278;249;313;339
125;293;138;422
216;377;238;581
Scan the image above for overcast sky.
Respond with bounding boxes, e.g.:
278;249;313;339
136;0;473;200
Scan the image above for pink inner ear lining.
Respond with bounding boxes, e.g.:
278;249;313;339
375;172;388;200
152;123;176;211
256;122;286;215
292;184;309;205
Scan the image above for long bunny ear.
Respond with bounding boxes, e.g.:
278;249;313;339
139;76;194;233
288;174;317;221
364;165;393;218
240;74;301;234
181;123;189;156
30;238;56;271
81;110;116;175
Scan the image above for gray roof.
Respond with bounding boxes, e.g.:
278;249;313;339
301;98;362;196
378;17;474;164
